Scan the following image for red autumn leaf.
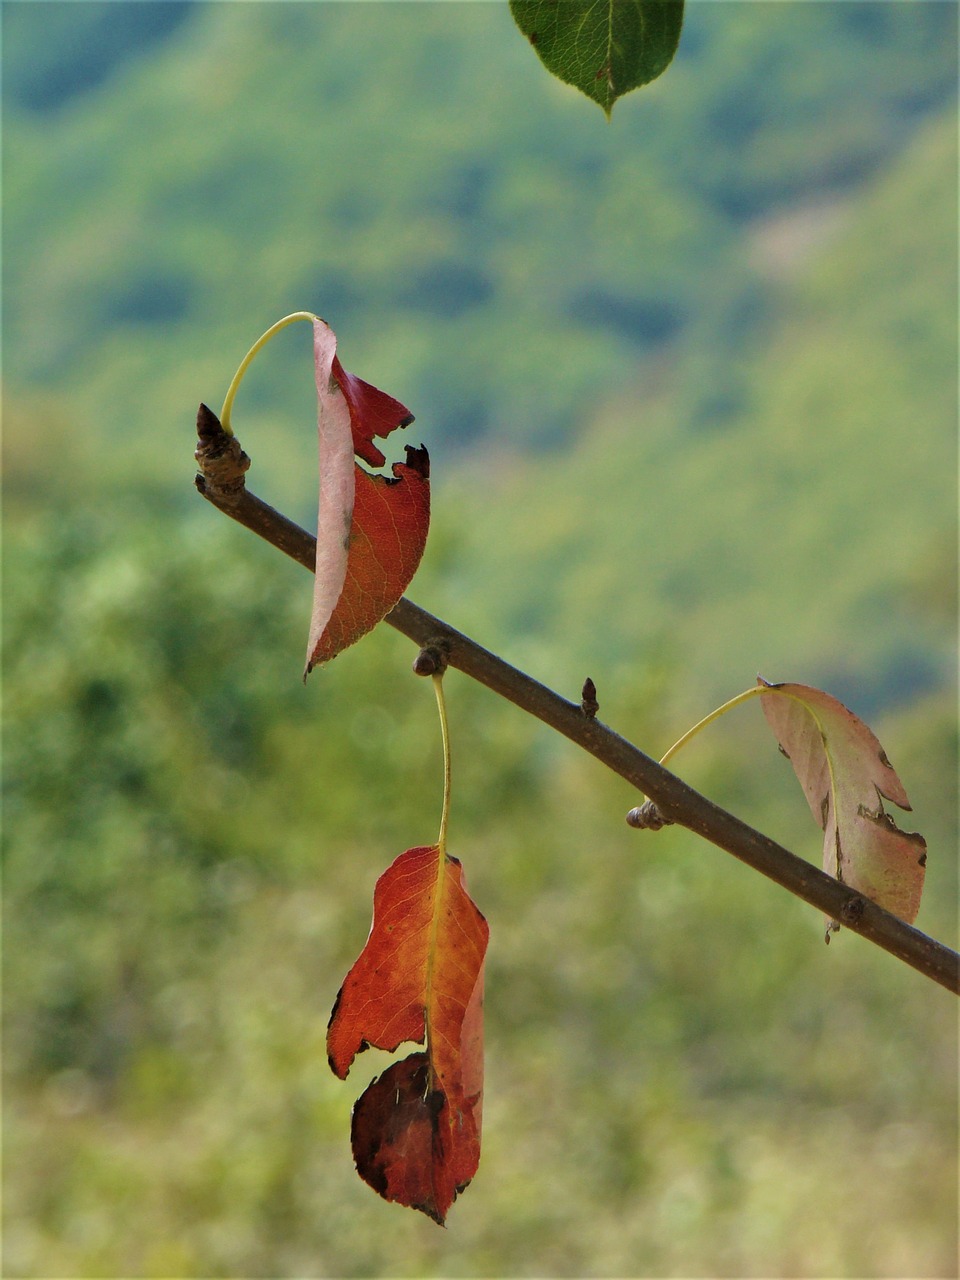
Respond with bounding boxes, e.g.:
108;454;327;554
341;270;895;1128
758;678;927;931
327;843;488;1225
305;319;429;674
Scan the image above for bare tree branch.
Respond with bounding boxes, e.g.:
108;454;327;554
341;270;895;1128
195;405;959;995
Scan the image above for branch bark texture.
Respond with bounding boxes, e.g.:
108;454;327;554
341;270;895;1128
195;406;959;996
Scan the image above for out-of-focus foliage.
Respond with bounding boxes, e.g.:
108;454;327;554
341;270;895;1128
1;0;193;113
443;112;958;715
3;2;957;1275
2;2;956;481
4;492;957;1275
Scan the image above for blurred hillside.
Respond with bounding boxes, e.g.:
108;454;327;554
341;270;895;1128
440;109;958;715
3;2;956;492
2;3;957;1277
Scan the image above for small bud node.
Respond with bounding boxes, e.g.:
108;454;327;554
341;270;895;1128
839;895;865;926
413;638;450;678
626;800;673;831
580;677;599;719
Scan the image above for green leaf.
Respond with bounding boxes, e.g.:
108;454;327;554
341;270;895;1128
509;0;685;116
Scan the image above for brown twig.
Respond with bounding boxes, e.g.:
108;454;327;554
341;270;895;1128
194;406;960;996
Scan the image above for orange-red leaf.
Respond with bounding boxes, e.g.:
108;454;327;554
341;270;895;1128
759;678;927;930
305;320;429;674
327;844;488;1224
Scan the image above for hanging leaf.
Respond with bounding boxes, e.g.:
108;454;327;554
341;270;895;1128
758;678;927;931
305;319;429;674
327;844;488;1224
509;0;685;116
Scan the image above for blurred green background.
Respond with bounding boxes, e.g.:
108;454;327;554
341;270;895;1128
3;2;957;1276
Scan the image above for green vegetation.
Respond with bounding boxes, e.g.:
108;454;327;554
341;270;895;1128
3;2;957;1275
442;110;958;715
3;3;956;477
5;488;958;1276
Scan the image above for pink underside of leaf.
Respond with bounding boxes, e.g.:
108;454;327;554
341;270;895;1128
305;320;356;672
842;809;926;921
304;320;428;672
759;679;925;925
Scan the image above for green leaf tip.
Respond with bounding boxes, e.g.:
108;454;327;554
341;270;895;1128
510;0;685;115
